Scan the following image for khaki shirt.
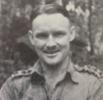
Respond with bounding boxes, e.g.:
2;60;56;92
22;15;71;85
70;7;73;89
0;60;103;100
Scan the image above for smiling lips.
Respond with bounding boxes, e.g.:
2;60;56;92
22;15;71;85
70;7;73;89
43;50;60;55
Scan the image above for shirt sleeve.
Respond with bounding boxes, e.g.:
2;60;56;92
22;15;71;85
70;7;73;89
0;78;16;100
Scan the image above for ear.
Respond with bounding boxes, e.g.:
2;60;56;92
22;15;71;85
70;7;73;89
69;26;76;42
28;30;35;45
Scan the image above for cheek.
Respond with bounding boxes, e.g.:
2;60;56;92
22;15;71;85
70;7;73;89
33;38;45;46
57;37;70;47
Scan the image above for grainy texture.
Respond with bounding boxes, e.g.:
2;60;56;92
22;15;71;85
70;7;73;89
0;0;103;88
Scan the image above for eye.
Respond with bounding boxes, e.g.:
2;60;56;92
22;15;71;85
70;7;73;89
36;32;48;39
53;31;66;38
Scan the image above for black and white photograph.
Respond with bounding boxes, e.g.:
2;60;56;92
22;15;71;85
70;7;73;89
0;0;103;100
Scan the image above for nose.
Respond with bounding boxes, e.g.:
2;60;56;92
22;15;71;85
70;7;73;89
46;35;56;50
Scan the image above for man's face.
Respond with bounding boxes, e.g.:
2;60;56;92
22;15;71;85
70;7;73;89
30;13;75;65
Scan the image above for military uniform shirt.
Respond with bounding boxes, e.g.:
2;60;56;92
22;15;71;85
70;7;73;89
0;60;103;100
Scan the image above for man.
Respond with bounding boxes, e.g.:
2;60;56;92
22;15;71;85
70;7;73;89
0;4;103;100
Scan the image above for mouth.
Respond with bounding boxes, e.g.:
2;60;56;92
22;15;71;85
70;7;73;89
43;50;60;56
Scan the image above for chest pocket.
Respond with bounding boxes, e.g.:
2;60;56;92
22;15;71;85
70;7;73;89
21;85;46;100
60;82;88;100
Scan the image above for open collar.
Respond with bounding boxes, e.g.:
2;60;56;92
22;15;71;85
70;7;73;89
30;60;80;85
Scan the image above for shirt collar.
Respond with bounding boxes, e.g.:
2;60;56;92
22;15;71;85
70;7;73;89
30;60;45;85
66;62;80;84
30;60;80;85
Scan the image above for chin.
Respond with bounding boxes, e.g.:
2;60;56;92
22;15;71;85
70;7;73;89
45;61;59;65
43;58;62;66
40;54;64;65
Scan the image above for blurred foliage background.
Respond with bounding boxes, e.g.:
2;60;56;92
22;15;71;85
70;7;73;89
0;0;103;87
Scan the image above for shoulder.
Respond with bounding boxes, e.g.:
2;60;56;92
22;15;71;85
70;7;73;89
8;66;36;87
11;66;35;79
1;67;35;91
74;64;103;79
0;67;35;99
73;64;103;94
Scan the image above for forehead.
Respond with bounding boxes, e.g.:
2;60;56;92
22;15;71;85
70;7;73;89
32;13;71;30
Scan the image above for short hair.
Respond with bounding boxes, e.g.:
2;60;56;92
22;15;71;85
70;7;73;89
30;4;71;23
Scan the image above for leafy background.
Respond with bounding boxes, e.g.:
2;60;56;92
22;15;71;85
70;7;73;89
0;0;103;87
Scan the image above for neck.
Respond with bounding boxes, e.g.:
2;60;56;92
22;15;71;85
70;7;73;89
40;57;70;80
